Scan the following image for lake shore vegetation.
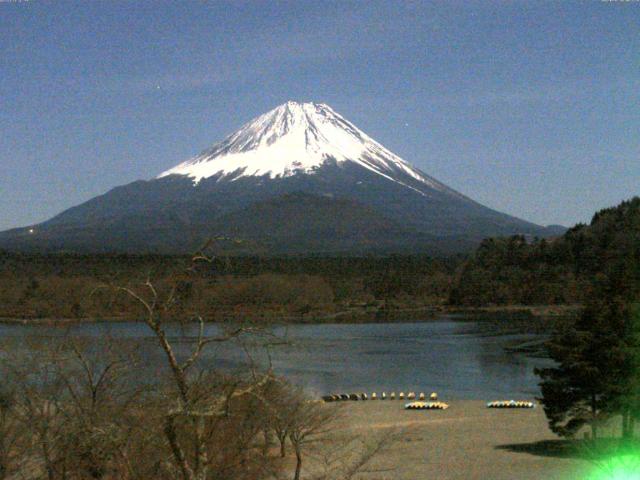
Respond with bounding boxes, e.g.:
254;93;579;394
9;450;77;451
0;197;637;326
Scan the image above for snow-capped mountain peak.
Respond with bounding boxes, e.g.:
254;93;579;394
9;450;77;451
158;101;447;193
1;101;552;255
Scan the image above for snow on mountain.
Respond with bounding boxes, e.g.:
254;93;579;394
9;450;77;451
158;101;449;195
0;100;555;254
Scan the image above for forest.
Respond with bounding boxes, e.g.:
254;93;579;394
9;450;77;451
0;252;457;321
450;196;640;306
0;197;638;322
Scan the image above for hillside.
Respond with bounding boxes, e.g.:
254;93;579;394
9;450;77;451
450;197;640;306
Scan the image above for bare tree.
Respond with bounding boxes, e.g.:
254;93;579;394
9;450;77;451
0;335;148;480
261;379;296;458
1;339;69;480
311;430;401;480
109;247;277;480
0;384;22;480
54;338;145;479
0;243;398;480
286;393;338;480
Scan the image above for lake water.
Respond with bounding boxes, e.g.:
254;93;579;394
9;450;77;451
0;317;552;400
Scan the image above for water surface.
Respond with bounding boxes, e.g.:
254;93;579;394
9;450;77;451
0;317;552;399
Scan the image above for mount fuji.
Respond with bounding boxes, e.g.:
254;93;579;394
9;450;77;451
0;101;562;255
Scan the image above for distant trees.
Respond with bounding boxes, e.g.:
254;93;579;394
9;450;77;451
207;274;335;314
0;252;458;321
450;196;640;307
449;235;585;306
3;196;640;316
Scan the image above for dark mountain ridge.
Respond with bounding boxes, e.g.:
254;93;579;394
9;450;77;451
0;102;562;255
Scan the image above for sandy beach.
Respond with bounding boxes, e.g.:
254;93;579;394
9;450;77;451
324;400;591;480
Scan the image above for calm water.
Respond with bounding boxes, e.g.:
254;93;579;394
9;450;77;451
0;317;552;400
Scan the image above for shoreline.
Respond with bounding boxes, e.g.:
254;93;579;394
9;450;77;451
0;304;579;326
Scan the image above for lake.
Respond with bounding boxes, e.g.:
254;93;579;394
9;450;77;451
0;316;552;400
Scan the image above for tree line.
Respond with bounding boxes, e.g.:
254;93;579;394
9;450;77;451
450;197;640;307
1;197;638;321
0;252;457;321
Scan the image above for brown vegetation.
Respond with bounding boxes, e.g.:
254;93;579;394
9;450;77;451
0;250;396;480
0;253;453;322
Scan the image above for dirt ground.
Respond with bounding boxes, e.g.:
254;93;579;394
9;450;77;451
324;400;592;480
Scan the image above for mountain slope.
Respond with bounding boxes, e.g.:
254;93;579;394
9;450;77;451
206;192;440;255
0;101;560;255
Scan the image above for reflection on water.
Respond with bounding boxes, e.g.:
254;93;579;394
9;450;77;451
0;317;552;399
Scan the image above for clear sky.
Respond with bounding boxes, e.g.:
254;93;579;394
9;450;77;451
1;0;638;231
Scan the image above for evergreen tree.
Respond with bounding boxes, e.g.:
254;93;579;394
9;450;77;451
535;301;615;439
613;303;640;439
536;282;640;440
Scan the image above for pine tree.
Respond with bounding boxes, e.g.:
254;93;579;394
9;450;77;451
537;285;639;440
612;303;640;440
535;302;613;439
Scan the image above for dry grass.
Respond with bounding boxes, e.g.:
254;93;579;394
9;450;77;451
322;400;591;480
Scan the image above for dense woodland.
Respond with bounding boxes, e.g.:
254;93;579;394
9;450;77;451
450;196;640;306
0;197;638;321
0;253;457;321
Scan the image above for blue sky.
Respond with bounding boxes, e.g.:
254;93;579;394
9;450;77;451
1;0;638;230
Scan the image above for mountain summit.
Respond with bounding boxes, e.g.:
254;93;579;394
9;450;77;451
159;101;454;197
0;102;561;255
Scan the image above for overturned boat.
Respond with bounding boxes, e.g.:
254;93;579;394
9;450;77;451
404;401;449;410
487;400;535;409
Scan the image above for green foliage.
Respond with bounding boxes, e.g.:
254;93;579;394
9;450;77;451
537;297;640;439
535;197;640;439
535;301;622;438
451;197;640;306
